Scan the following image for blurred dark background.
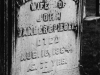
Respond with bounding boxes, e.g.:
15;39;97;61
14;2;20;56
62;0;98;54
80;19;100;75
80;0;100;75
86;0;96;16
85;0;100;16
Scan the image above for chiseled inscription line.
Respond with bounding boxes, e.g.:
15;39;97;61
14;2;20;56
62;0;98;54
27;57;67;73
18;22;77;37
20;46;73;62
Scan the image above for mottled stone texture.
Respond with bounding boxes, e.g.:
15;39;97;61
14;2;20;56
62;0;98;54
55;67;80;75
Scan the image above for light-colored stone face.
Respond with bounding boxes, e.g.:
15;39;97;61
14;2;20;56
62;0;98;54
14;0;80;75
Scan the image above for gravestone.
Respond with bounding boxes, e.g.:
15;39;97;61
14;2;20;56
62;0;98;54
12;0;82;75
